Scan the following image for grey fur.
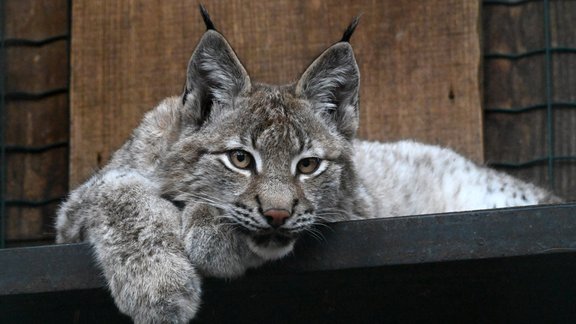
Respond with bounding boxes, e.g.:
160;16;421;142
56;20;561;323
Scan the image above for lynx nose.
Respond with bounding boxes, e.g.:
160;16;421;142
263;209;290;228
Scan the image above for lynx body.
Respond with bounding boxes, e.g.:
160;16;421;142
56;9;559;323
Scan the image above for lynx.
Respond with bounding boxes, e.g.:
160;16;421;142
56;7;560;323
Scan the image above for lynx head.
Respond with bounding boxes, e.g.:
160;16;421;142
162;8;361;260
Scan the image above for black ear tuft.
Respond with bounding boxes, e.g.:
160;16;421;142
199;4;216;31
340;15;361;43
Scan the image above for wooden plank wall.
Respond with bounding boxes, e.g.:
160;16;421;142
4;0;69;246
483;0;576;200
4;1;574;245
69;0;484;187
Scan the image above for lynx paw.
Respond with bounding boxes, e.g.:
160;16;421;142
112;269;202;324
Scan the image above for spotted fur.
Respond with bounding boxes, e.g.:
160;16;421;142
56;11;560;323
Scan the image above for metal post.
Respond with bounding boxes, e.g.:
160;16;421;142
0;0;7;249
543;0;555;189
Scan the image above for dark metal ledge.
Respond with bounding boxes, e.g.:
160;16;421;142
1;204;576;322
2;203;576;295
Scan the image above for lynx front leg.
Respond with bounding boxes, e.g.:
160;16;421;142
180;204;266;279
57;170;200;323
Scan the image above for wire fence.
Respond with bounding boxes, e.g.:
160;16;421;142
483;0;576;191
1;0;6;248
1;0;71;248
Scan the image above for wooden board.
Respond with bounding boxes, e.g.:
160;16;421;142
483;1;576;200
4;0;69;244
70;0;483;186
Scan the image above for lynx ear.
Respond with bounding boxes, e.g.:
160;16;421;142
295;33;360;140
182;9;250;126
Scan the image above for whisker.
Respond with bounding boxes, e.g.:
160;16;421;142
317;207;353;215
186;193;229;206
185;195;249;217
311;222;334;235
316;208;359;221
304;227;326;242
213;214;237;224
315;213;349;222
316;210;351;217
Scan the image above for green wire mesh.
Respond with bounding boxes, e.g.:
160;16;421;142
0;0;71;248
484;0;576;190
0;2;71;248
543;0;555;189
1;0;7;248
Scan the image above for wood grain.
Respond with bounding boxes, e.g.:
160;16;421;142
551;0;576;200
4;0;68;39
483;0;576;200
4;0;69;244
70;0;484;186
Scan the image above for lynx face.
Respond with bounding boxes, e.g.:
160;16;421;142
160;27;360;260
171;87;354;259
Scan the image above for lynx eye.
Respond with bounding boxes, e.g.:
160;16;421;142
297;157;321;175
228;150;253;170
